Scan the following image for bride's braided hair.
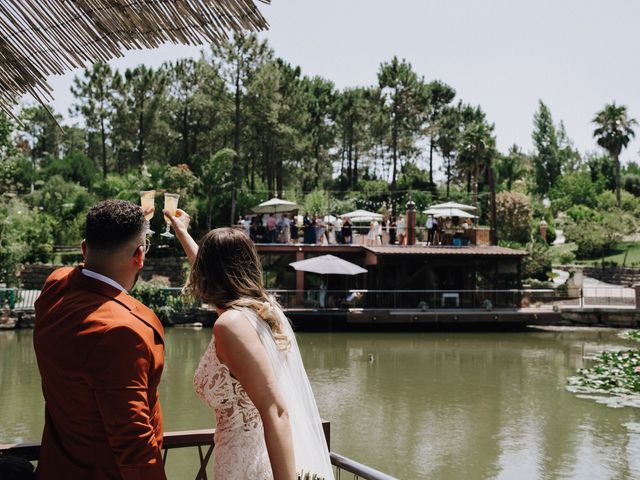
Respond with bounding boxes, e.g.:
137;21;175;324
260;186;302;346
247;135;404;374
187;227;290;352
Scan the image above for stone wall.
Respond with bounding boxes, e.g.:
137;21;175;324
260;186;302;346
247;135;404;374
18;264;59;289
19;257;189;289
139;257;188;287
581;266;640;286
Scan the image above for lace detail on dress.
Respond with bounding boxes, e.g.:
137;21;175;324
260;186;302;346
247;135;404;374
194;335;273;479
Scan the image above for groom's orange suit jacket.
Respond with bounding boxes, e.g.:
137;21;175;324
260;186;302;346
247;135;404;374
33;267;166;480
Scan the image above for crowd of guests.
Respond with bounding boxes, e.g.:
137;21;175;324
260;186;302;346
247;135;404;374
239;212;475;246
240;212;405;246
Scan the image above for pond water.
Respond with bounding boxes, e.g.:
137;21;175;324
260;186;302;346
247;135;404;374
2;327;640;479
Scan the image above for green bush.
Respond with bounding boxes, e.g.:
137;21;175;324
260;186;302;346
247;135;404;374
495;192;532;244
564;210;635;259
522;241;552;281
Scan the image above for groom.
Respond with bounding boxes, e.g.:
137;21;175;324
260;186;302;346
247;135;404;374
34;200;167;480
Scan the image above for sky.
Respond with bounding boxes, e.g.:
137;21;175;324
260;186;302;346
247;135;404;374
45;0;640;173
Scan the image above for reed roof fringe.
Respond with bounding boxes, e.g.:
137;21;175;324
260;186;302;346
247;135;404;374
0;0;270;117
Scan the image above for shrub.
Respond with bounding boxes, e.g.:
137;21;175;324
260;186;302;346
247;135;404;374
495;192;532;244
522;241;552;281
564;210;635;258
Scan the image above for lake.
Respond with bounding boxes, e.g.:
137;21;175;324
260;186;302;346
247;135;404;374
2;327;640;479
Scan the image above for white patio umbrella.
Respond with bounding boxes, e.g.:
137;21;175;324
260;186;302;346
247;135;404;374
252;198;299;214
323;214;337;224
289;255;367;275
428;201;477;211
340;209;383;223
424;207;477;218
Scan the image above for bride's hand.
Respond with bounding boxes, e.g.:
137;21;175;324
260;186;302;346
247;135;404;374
164;208;190;235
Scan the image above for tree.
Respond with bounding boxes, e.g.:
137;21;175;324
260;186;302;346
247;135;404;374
435;104;462;197
112;66;167;170
211;32;272;224
593;102;637;207
200;148;235;229
496;144;527;191
531;101;561;195
334;87;370;189
423;80;455;184
19;105;62;191
70;62;116;178
377;57;429;188
301;76;335;190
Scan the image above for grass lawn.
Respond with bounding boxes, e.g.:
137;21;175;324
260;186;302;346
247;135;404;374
580;242;640;267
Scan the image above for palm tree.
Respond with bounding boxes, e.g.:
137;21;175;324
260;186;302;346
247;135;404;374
593;103;637;207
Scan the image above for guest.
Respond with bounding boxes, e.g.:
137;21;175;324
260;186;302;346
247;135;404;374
397;215;406;245
266;213;277;243
342;217;353;245
326;223;336;244
426;215;435;245
367;221;376;246
315;217;326;245
281;213;291;243
335;216;344;244
389;216;397;245
303;212;315;244
243;215;251;238
290;219;299;244
34;200;167;480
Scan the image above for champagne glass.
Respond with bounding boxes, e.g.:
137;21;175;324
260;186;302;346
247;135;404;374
161;193;180;238
140;190;155;234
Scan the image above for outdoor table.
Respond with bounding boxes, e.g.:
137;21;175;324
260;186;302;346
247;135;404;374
441;292;460;307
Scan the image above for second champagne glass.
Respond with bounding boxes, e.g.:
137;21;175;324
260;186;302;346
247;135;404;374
140;190;155;234
161;193;180;238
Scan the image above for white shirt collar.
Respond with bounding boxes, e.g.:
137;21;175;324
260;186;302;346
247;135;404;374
81;268;128;293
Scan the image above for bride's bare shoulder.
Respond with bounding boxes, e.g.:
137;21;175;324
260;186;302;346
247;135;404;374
214;309;255;340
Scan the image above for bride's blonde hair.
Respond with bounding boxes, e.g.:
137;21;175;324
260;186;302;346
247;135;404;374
187;227;290;351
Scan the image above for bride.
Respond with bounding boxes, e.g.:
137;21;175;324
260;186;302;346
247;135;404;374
167;209;334;480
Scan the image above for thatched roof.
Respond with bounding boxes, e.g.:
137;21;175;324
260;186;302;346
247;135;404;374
0;0;270;117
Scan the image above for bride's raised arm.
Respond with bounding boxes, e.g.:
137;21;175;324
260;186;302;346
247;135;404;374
164;208;199;265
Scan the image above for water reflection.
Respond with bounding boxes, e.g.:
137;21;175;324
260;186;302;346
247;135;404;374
1;328;640;479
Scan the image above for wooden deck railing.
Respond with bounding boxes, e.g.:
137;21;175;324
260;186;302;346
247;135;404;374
0;422;397;480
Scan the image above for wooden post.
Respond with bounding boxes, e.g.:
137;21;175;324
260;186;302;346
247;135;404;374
295;250;304;306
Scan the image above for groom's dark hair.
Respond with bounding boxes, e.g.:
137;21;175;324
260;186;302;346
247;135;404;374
85;200;145;252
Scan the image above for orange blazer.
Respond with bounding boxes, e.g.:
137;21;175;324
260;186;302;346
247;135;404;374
33;267;166;480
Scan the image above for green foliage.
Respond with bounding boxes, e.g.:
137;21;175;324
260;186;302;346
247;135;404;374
549;170;599;211
303;189;329;216
28;175;95;245
495;192;532;244
568;349;640;395
532;101;561;195
0;154;34;194
130;278;189;323
592;102;637;207
522;241;552;281
0;199;56;285
564;210;635;258
42;150;98;188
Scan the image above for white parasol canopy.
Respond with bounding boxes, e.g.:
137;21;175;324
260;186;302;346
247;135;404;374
340;209;383;223
289;255;367;275
323;215;337;224
424;207;477;218
428;201;477;211
252;198;299;214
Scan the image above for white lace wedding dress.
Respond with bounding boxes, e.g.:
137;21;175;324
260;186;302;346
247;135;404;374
193;306;334;480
